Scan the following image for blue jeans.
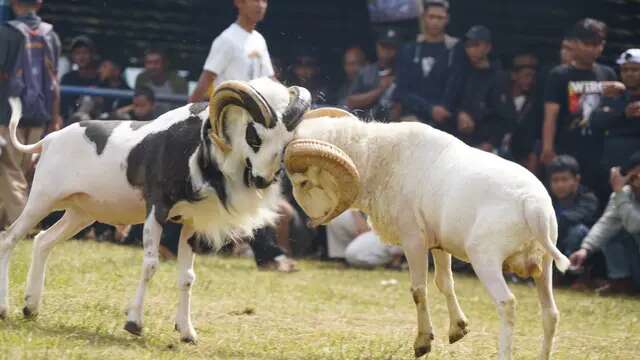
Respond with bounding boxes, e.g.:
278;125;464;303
558;224;590;257
602;231;640;287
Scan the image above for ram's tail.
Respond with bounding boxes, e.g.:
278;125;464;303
8;97;44;154
523;196;571;273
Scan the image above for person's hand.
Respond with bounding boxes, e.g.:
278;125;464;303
601;81;626;97
379;74;395;89
625;101;640;118
48;114;63;133
457;112;475;135
431;105;451;124
540;147;557;165
610;166;630;192
569;248;589;269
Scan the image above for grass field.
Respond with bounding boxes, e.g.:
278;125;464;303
1;239;639;360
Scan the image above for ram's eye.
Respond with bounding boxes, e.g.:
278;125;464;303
245;123;262;152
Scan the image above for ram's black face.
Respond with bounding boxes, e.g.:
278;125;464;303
241;119;291;189
210;77;311;190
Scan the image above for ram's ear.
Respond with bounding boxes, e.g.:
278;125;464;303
282;86;311;131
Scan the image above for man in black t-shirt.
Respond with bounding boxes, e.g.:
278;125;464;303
541;18;625;199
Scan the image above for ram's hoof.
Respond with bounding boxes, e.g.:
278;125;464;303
181;335;197;344
449;319;470;344
124;321;142;336
22;306;37;319
414;345;431;358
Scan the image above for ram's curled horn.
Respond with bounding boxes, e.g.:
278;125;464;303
302;107;358;120
284;139;360;226
208;80;276;152
282;86;312;131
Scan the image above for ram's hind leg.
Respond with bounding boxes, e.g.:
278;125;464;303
534;255;558;360
0;194;56;319
468;249;516;360
23;208;93;317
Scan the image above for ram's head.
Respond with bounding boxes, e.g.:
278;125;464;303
283;108;362;226
207;78;311;189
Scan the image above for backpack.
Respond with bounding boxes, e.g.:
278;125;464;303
7;20;58;123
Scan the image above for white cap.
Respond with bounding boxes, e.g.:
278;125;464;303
617;49;640;65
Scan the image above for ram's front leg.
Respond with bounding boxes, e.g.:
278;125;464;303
401;230;434;358
125;205;166;336
174;224;197;343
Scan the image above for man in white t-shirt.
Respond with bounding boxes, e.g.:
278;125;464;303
189;0;275;102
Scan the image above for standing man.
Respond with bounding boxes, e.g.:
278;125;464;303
541;18;625;200
189;0;274;102
392;0;458;125
590;49;640;175
188;0;297;272
0;0;61;229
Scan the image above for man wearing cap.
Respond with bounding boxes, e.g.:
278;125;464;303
0;0;61;229
60;35;100;124
542;18;626;201
443;25;508;152
345;27;400;122
569;150;640;295
590;49;640;175
392;0;459;125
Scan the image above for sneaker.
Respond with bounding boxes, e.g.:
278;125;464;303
258;255;299;273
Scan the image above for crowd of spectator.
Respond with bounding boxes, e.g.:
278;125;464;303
1;0;639;296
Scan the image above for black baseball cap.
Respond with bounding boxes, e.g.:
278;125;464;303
70;35;95;52
422;0;449;9
464;25;492;43
376;28;402;48
620;151;640;176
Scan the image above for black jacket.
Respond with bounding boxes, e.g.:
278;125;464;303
443;58;510;147
552;185;600;240
590;91;640;169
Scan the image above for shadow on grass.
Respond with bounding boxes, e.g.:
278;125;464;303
1;317;150;349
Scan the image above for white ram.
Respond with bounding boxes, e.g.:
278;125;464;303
283;108;570;360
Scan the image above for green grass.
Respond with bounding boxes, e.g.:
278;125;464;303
1;239;639;360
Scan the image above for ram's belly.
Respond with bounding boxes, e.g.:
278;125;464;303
58;190;146;225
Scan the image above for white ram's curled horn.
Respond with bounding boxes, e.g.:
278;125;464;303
283;139;360;226
208;80;276;153
301;107;358;121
